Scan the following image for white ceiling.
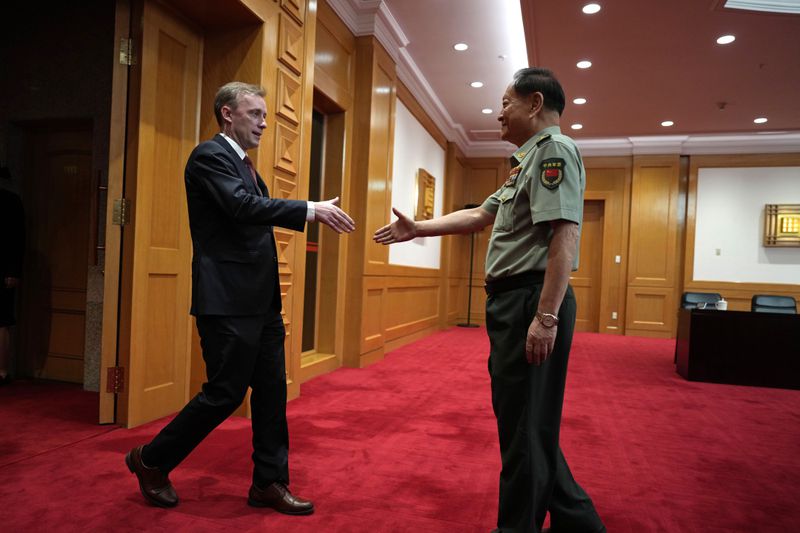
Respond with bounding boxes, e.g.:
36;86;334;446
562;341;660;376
327;0;800;157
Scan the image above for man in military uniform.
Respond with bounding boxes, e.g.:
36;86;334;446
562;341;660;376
373;67;605;533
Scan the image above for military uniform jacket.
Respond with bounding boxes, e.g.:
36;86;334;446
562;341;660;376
481;126;585;281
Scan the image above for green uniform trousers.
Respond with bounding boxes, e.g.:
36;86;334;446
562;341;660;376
486;276;605;533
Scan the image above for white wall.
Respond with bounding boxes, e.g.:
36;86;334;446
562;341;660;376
694;167;800;284
388;101;446;269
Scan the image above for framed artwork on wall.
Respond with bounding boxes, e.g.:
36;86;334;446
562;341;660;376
415;168;435;221
764;204;800;247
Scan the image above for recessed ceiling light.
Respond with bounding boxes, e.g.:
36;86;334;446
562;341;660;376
573;97;587;105
716;35;736;45
453;43;468;51
470;81;484;88
482;108;493;114
582;3;601;14
576;60;592;69
571;124;583;130
754;117;768;124
661;120;674;127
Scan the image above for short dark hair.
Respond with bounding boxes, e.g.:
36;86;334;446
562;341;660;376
214;82;266;126
512;68;566;116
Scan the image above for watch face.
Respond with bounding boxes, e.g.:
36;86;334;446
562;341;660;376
542;315;555;327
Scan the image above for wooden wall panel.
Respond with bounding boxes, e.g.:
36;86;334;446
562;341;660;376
625;287;675;338
276;69;301;126
628;156;680;286
340;35;398;368
445;158;506;326
283;0;318;399
384;281;440;339
314;2;354;105
199;26;263;143
361;280;384;354
297;0;356;382
625;155;682;337
583;157;632;334
441;142;467;328
364;57;397;272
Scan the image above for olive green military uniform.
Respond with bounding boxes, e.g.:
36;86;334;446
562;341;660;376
481;126;605;533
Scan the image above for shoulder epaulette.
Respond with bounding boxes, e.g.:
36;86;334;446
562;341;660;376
535;133;552;147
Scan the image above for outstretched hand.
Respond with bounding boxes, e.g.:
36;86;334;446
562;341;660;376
315;197;355;234
373;207;417;245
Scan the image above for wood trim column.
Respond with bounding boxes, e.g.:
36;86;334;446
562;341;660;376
341;36;397;368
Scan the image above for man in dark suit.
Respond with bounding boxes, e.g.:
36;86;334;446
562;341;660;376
125;82;355;514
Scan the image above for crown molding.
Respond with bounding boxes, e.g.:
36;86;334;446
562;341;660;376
577;133;800;157
680;133;800;154
325;0;381;36
723;0;800;15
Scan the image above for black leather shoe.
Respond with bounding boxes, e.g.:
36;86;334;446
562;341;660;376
125;445;178;508
248;482;314;515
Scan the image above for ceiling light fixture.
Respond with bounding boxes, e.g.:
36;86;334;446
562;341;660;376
482;108;493;114
470;81;484;88
582;3;601;14
661;120;674;127
577;60;592;69
571;124;583;130
716;35;736;45
453;43;468;51
573;97;587;105
754;117;768;124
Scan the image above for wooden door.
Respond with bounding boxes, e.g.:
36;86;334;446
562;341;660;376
571;200;604;332
119;0;201;427
20;125;93;383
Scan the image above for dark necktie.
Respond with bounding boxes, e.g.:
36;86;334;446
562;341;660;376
242;155;262;195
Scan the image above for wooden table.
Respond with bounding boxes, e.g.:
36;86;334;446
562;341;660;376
675;308;800;390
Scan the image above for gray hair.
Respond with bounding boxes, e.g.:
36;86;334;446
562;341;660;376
213;82;266;126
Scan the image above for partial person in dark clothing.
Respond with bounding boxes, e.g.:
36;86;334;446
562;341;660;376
0;166;25;385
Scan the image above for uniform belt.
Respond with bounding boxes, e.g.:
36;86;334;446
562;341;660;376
484;271;545;295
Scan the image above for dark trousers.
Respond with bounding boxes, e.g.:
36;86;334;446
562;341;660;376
142;312;289;487
486;281;604;533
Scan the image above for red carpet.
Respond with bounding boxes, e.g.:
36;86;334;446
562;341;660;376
0;380;114;468
1;329;799;532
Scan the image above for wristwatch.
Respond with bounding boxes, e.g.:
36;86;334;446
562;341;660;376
536;311;559;328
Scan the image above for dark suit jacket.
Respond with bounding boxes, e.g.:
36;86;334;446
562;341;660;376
0;188;25;279
185;134;307;316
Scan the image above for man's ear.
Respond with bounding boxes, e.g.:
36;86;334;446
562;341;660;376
220;105;233;124
529;92;544;116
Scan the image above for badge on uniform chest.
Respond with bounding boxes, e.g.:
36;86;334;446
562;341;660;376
505;165;521;187
539;158;565;189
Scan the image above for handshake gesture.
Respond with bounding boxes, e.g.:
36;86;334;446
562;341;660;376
373;208;418;244
314;197;355;234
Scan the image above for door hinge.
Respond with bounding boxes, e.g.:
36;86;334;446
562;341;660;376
106;366;125;393
112;198;131;226
119;37;137;66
